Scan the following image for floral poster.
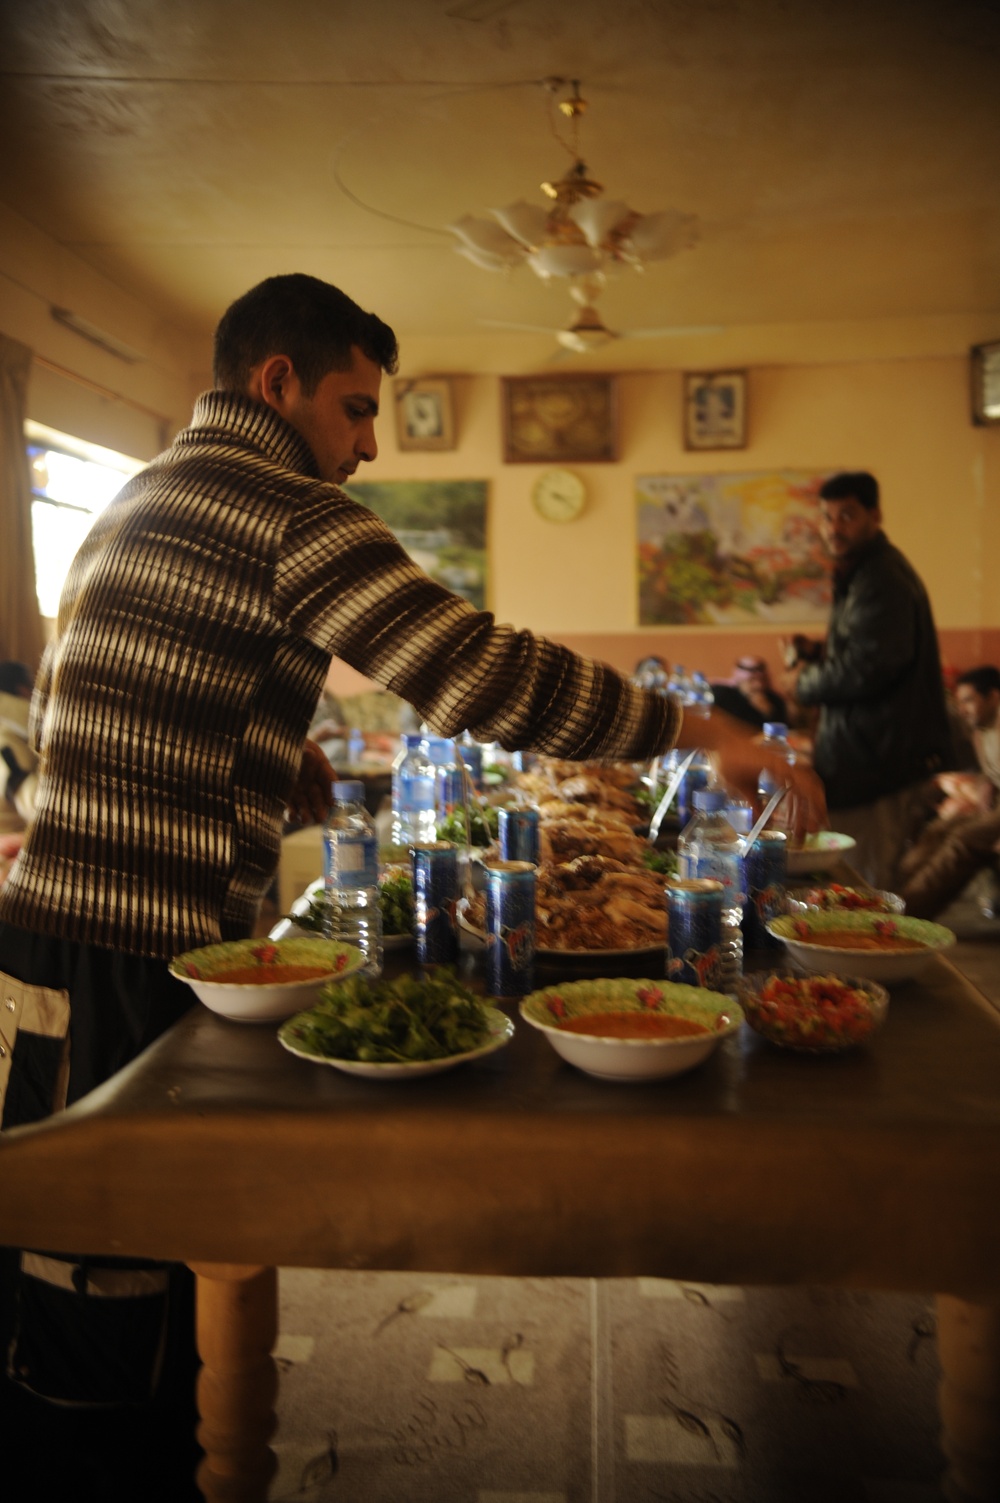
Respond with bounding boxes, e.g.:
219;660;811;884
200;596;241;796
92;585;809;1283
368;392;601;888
636;469;834;626
344;479;488;611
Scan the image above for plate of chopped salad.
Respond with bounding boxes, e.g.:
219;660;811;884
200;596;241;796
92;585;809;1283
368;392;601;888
278;967;513;1077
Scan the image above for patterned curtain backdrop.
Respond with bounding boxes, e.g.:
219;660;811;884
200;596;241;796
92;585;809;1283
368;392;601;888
0;334;45;672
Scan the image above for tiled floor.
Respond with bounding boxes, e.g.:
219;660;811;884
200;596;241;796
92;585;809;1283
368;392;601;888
268;889;1000;1503
270;1274;944;1502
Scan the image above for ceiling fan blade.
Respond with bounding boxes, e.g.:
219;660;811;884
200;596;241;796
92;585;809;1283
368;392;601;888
477;318;560;334
622;324;726;339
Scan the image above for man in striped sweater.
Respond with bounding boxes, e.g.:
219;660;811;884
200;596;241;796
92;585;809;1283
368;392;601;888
0;275;824;1475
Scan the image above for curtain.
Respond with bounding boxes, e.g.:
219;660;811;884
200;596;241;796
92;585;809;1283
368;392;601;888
0;334;45;674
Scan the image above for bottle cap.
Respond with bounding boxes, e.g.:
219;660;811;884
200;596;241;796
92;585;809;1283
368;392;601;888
692;789;726;812
762;722;788;738
333;779;364;802
403;733;423;748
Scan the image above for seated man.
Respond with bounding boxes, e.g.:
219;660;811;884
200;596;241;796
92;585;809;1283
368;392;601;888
710;655;788;730
898;666;1000;918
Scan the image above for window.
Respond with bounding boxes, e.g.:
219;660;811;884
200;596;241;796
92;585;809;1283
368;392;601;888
25;421;144;618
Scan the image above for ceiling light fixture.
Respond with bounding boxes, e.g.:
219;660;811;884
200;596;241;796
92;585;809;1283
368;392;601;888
448;78;698;309
50;306;144;364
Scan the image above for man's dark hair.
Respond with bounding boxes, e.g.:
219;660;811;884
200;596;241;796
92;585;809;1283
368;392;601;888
957;665;1000;698
818;471;880;510
213;274;399;393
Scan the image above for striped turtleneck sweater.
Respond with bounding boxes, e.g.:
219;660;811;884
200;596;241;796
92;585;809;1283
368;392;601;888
0;391;680;959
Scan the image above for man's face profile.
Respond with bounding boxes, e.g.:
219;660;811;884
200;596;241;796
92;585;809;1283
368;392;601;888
819;496;881;562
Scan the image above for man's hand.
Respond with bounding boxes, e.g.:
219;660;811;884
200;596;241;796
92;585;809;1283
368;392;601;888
678;707;828;840
780;660;805;699
287;738;336;825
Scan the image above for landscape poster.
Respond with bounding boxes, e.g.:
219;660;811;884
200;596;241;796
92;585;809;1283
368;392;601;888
344;479;488;611
636;469;835;626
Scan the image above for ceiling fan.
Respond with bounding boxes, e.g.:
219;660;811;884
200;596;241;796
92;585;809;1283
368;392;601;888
479;301;724;354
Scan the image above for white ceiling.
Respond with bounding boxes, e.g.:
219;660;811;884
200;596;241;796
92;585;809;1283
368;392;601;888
1;0;999;374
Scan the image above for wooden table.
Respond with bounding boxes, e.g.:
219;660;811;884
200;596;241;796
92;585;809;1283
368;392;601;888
3;947;1000;1502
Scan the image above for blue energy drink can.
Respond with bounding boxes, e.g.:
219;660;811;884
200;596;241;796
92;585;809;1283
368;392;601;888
410;841;459;967
741;830;788;951
666;877;724;991
485;860;536;997
498;807;540;865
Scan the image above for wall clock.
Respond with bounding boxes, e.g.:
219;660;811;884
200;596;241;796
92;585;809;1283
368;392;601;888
532;468;587;523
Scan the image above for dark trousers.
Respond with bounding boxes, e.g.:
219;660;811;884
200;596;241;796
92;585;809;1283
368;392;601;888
0;923;202;1501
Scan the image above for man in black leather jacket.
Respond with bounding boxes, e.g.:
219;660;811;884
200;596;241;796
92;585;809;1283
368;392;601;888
785;471;952;889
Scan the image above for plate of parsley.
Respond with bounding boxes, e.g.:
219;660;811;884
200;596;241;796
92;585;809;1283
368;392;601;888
277;967;513;1078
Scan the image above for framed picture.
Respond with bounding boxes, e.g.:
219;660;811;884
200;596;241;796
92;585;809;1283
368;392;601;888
683;370;748;451
501;374;618;463
971;341;1000;425
394;377;455;451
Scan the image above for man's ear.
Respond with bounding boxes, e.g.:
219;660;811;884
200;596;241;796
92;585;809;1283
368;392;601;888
248;354;297;415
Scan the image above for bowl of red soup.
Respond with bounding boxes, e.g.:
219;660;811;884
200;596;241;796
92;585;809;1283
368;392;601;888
739;971;889;1053
170;937;366;1022
520;978;742;1081
765;910;955;985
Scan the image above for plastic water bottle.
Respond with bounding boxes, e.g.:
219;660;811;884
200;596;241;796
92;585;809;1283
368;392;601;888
324;780;383;975
671;744;712;826
677;788;745;987
690;672;715;715
456;731;484;791
757;722;796;830
669;664;694;705
424;736;462;820
346;726;365;764
391;734;437;848
725;799;754;836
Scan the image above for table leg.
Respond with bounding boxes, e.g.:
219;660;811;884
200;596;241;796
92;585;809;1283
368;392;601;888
189;1261;279;1503
937;1293;1000;1503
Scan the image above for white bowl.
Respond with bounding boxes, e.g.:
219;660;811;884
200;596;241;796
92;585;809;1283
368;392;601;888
785;831;857;875
170;936;365;1022
765;911;955;985
520;978;741;1082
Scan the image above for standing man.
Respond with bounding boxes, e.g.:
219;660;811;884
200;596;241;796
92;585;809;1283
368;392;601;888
0;274;827;1495
785;470;951;890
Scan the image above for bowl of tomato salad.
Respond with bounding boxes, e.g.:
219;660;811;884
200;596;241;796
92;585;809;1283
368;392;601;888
739;971;889;1053
787;883;905;916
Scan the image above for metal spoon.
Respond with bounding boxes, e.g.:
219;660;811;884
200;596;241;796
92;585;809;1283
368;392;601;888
740;785;788;854
648;748;699;845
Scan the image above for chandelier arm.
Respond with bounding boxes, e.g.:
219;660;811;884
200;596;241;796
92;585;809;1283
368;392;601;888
544;81;582;164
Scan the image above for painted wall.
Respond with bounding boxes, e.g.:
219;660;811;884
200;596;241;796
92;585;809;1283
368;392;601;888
343;353;1000;690
3;205;999;688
